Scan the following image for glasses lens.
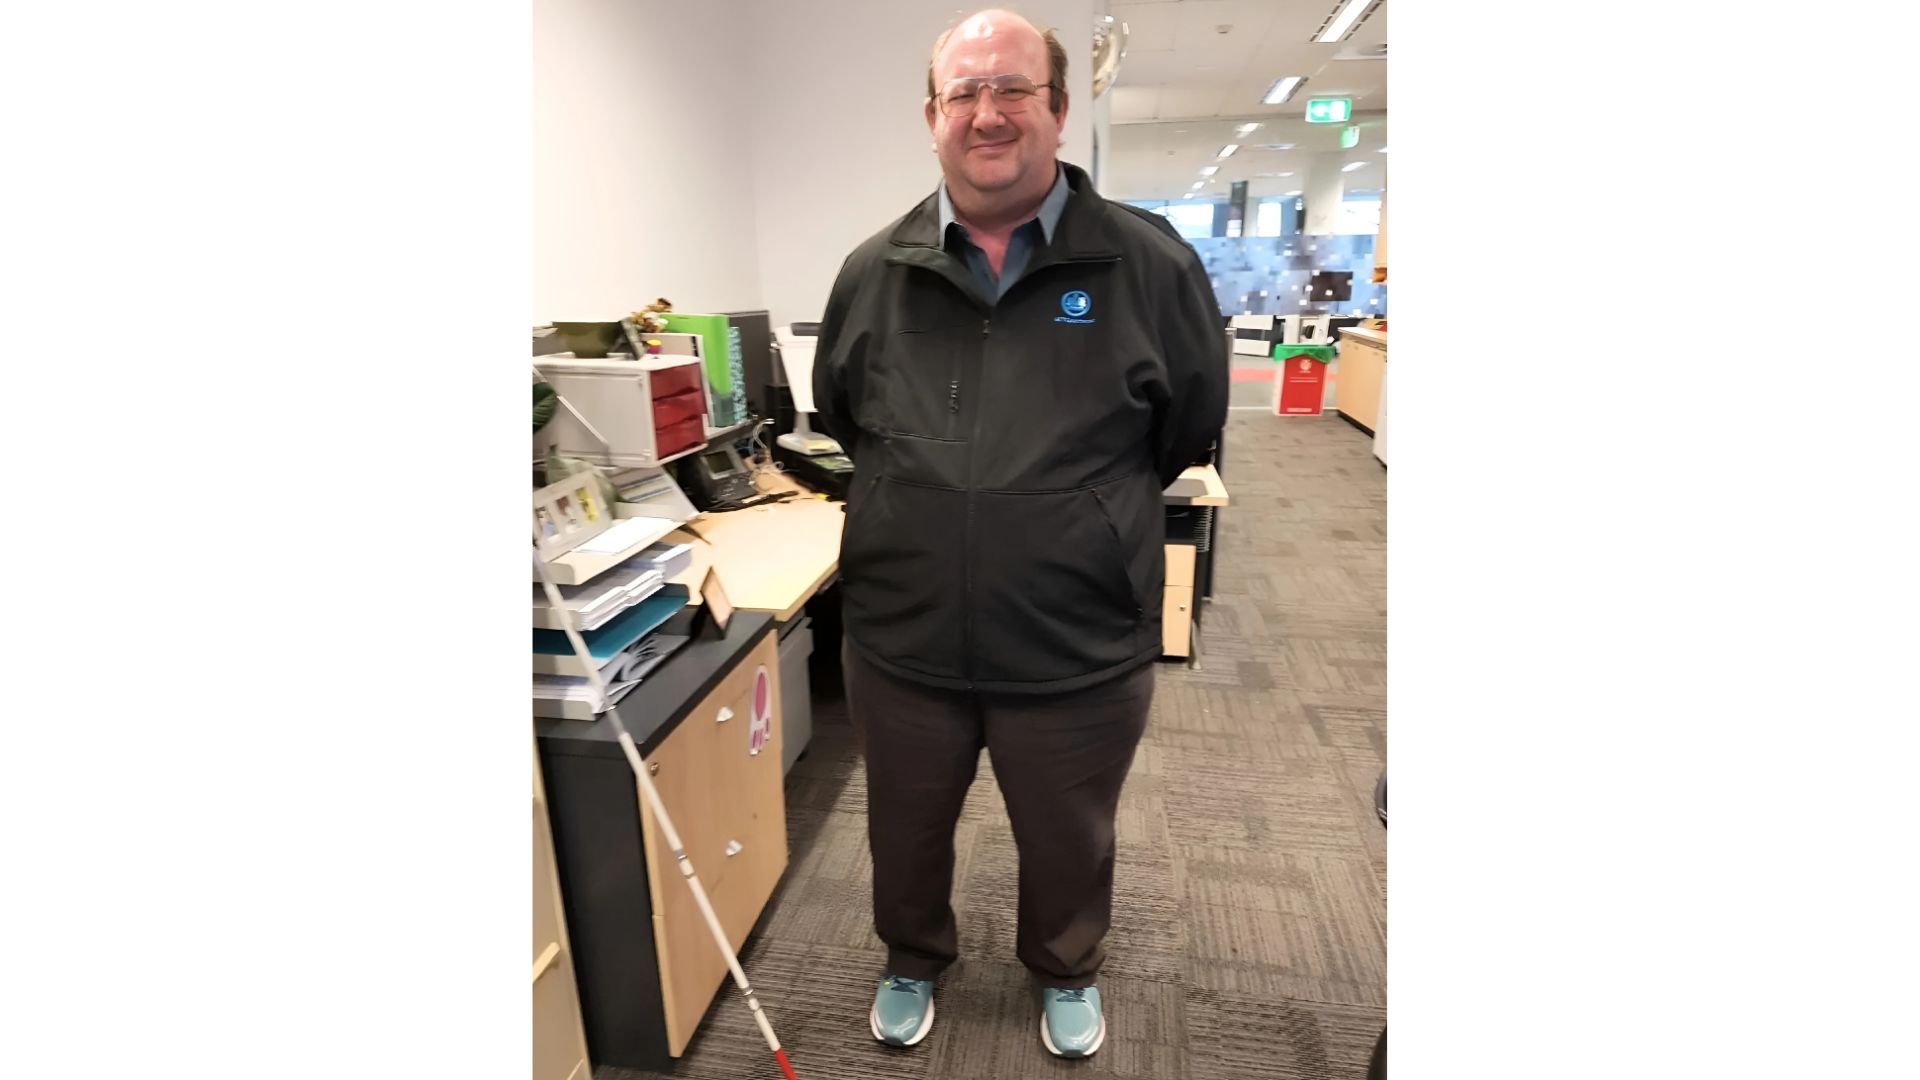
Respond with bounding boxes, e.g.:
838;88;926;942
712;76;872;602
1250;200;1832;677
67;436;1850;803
941;79;982;116
990;75;1039;108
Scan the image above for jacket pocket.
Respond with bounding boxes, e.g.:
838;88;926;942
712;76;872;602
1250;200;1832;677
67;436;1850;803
839;477;968;681
881;327;967;442
969;478;1152;686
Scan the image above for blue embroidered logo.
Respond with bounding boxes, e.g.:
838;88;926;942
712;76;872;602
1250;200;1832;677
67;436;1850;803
1056;290;1095;324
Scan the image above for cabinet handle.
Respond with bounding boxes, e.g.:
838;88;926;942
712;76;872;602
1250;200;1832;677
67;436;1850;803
717;706;735;724
648;762;659;775
725;840;744;858
1178;604;1188;612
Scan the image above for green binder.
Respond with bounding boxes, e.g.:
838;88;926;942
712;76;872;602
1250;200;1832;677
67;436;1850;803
660;313;747;427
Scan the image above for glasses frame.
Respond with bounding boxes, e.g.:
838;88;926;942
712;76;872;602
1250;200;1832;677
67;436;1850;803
934;73;1062;118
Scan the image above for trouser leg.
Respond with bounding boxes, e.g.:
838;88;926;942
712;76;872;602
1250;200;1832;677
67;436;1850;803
982;661;1155;987
844;641;982;982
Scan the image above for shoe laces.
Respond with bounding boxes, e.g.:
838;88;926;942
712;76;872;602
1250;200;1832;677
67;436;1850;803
884;977;923;996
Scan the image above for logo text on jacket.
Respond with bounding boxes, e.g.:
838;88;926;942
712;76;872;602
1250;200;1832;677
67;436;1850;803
1056;290;1096;325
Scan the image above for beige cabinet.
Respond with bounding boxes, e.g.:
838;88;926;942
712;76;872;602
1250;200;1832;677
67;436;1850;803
638;631;788;1056
533;743;590;1080
1161;544;1198;658
1336;335;1387;432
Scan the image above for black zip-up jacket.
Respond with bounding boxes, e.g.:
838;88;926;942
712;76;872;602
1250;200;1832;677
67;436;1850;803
814;162;1228;694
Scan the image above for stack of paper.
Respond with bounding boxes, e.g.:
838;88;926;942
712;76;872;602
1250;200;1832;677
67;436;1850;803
533;585;688;679
636;541;693;582
532;559;664;632
531;633;689;718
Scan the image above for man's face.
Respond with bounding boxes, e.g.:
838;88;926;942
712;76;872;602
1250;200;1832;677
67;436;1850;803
925;15;1065;206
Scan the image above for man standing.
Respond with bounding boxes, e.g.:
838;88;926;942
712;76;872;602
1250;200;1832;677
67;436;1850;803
813;8;1227;1059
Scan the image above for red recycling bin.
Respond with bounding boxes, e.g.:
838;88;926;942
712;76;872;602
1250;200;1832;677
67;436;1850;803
1273;345;1335;416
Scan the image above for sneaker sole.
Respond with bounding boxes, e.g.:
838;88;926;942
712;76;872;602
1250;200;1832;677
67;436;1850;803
870;996;935;1047
1040;1012;1106;1058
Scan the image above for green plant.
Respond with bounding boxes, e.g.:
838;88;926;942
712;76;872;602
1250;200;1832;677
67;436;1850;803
533;382;557;432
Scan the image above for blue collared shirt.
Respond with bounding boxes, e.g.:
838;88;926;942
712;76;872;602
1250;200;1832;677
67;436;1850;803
937;163;1070;302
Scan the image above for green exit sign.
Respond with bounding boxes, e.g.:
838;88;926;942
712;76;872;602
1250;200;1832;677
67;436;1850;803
1305;97;1352;123
1340;125;1359;148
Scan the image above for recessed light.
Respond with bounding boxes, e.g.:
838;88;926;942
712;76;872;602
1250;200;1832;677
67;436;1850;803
1183;193;1197;199
1191;181;1206;190
1262;76;1306;105
1258;143;1296;151
1199;165;1220;176
1378;146;1389;153
1283;190;1303;197
1315;0;1371;43
1234;122;1262;136
1217;144;1241;159
1342;161;1368;172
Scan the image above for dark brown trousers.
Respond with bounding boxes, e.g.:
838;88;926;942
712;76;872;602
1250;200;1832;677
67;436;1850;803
844;641;1154;988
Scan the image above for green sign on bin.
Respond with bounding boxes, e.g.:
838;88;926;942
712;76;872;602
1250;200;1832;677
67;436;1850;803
1274;345;1336;364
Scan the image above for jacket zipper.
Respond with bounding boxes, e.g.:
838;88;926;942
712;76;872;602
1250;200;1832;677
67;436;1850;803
962;317;988;689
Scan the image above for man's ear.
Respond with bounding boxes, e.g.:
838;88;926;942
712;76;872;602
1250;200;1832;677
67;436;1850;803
924;97;938;134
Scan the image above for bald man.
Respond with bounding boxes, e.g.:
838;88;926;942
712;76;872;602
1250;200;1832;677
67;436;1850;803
814;9;1227;1058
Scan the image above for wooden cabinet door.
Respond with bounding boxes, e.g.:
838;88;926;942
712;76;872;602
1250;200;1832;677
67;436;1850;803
639;708;732;1056
709;634;790;952
533;742;590;1080
1162;586;1194;657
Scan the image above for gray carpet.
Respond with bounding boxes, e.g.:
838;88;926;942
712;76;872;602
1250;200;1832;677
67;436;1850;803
607;411;1386;1079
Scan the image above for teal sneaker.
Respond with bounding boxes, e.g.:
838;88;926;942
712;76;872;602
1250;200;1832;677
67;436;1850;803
1040;985;1105;1058
870;975;935;1047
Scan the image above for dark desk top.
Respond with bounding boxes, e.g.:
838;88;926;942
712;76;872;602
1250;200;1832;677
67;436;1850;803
535;610;775;760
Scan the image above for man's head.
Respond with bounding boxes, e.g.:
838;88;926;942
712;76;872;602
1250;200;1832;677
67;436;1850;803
924;9;1069;214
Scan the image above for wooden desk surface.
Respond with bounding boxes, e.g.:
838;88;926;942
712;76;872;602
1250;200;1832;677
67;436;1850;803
667;473;843;622
1166;464;1231;507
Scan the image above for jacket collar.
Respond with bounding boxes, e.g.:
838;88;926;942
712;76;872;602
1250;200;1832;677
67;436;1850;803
890;161;1123;262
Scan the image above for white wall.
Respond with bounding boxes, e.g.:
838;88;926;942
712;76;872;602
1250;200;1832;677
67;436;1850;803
744;0;1096;327
532;0;766;322
533;0;1100;327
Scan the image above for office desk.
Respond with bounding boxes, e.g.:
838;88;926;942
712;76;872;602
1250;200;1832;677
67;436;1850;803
1163;464;1232;663
537;612;786;1072
666;472;842;775
666;474;842;622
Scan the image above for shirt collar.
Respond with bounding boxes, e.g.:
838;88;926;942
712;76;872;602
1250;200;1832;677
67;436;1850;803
938;162;1070;244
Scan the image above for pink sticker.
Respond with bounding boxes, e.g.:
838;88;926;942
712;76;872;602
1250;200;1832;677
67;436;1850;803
748;667;772;755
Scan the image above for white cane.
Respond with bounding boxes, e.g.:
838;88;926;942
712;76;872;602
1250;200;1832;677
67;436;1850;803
533;543;801;1080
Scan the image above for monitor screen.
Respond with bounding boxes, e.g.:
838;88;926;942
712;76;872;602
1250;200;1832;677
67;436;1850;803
1305;270;1351;299
1309;271;1353;302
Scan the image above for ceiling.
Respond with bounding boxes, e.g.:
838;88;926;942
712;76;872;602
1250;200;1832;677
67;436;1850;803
1100;0;1387;202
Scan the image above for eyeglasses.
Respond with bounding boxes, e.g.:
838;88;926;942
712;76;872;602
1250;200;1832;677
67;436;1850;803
936;74;1060;118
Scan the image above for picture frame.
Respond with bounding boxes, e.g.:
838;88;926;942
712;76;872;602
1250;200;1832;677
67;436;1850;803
694;567;733;640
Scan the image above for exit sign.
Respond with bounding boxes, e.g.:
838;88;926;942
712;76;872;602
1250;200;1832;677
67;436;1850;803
1305;98;1352;123
1339;125;1359;149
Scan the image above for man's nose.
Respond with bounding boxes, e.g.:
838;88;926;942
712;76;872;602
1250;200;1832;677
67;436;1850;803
971;90;1009;128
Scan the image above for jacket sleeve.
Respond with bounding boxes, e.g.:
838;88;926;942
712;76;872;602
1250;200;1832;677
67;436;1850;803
811;253;863;461
1150;251;1229;489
